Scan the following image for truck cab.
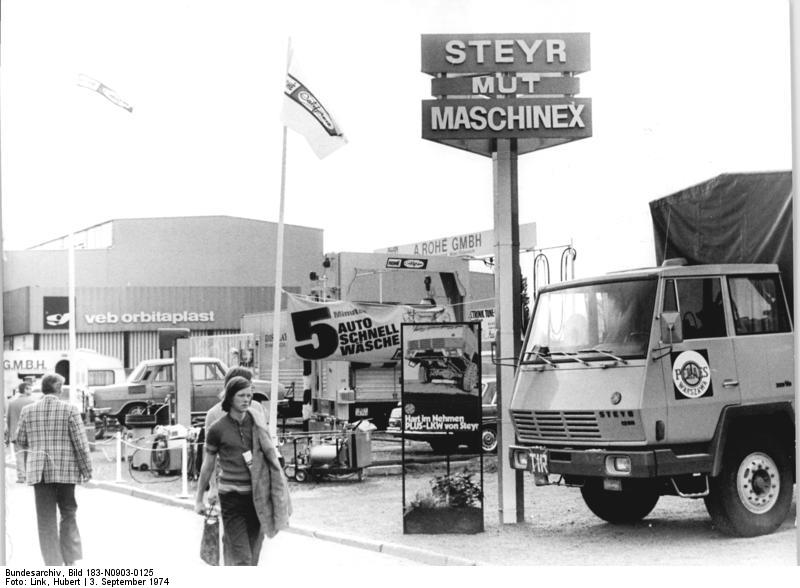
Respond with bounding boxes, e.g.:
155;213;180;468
509;261;794;537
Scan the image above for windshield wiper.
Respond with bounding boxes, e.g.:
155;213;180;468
577;347;628;365
522;345;557;367
549;351;589;366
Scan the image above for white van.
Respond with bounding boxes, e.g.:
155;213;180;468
4;349;126;413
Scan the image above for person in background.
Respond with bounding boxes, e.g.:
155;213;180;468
195;376;291;565
15;373;92;566
7;381;36;482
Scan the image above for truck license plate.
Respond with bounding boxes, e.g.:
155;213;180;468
529;446;549;485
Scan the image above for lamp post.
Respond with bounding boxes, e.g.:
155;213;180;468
69;75;132;411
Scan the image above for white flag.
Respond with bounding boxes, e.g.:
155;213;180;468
77;74;133;113
280;58;347;158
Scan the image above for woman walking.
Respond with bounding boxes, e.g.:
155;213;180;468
195;376;291;565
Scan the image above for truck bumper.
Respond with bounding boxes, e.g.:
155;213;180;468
509;444;713;479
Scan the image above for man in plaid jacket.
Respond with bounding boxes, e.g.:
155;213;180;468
15;373;93;566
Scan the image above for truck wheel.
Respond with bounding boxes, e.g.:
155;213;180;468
294;469;309;483
460;361;479;392
418;365;430;384
480;426;498;453
704;435;792;537
580;480;659;524
117;404;147;427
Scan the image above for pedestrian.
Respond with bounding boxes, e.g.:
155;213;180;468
7;381;36;482
204;366;258;433
195;376;291;566
15;373;93;566
202;366;260;565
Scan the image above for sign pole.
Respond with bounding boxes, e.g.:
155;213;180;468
492;138;525;524
68;233;78;410
790;0;799;563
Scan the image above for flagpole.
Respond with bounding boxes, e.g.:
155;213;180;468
68;233;78;410
268;41;292;439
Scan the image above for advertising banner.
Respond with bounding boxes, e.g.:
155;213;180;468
286;293;454;363
400;322;484;534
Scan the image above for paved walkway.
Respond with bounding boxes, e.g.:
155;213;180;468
2;476;416;569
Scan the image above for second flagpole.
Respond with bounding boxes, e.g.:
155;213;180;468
267;40;292;440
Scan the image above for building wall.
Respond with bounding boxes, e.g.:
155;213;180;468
4;216;322;290
2;216;323;368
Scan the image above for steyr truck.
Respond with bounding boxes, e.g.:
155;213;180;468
508;172;795;537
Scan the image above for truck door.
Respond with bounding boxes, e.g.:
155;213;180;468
191;361;226;412
151;364;175;402
661;277;740;443
726;274;793;405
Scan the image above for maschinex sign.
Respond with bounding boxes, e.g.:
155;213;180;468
421;33;592;156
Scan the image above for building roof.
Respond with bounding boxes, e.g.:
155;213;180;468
28;215;322;250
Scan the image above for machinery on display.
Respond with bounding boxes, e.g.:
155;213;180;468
281;420;374;483
129;423;201;477
508;171;794;537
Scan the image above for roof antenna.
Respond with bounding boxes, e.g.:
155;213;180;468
661;206;672;264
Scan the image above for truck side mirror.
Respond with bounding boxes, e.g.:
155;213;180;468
660;311;683;344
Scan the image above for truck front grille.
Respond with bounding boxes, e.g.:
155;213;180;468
512;410;601;441
407;338;450;351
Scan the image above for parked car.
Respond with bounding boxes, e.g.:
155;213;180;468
387;378;497;453
92;357;290;426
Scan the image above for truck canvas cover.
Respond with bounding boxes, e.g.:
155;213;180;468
649;171;793;310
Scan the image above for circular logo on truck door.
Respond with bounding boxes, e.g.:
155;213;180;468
672;350;712;399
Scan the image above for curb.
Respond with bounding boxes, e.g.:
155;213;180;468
86;479;481;566
5;460;482;566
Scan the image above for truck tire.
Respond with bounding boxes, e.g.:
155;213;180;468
704;435;792;537
418;365;430;384
460;361;479;392
117;403;149;427
580;480;659;524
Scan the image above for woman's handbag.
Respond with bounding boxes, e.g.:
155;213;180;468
200;502;220;566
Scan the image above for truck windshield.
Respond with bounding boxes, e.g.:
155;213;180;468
524;278;657;361
127;363;154;383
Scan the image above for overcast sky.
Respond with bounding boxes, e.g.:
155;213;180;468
0;0;792;281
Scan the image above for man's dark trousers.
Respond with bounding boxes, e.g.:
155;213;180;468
33;483;82;566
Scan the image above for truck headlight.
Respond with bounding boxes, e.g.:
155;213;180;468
605;455;631;475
